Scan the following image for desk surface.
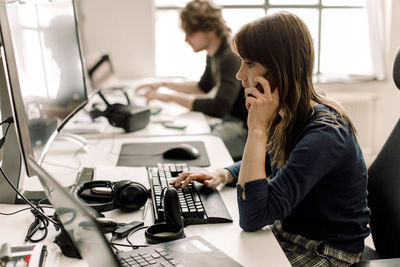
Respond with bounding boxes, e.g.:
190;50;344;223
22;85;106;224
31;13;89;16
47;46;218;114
1;134;290;266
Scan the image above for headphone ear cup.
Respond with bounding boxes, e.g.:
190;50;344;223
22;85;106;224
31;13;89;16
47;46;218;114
113;180;149;211
74;181;115;212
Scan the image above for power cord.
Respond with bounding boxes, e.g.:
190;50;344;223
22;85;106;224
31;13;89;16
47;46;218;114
0;116;60;242
109;225;149;252
0;167;60;241
0;204;52;216
0;117;13;150
25;201;53;242
123;225;149;250
0;202;55;242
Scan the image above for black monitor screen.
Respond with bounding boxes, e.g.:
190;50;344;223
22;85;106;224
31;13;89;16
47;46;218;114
0;0;87;173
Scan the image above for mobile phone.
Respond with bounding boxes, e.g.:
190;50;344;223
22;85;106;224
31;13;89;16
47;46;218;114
256;72;276;93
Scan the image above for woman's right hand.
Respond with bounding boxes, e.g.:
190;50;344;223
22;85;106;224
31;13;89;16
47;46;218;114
134;82;163;95
245;76;280;132
169;168;227;189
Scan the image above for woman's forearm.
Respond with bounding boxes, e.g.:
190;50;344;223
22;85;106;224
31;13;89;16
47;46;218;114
238;129;267;190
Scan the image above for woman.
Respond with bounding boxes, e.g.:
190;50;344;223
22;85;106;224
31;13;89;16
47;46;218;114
171;12;370;266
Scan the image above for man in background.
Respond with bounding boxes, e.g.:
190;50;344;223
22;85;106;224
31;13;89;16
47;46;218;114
135;0;247;161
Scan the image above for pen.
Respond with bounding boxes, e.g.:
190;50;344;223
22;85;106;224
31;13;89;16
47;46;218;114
39;245;47;267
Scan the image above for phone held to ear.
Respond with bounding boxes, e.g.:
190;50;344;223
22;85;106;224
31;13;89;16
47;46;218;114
248;72;276;98
255;72;276;94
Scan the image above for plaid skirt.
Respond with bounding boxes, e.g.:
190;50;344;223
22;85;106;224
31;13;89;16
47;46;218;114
271;221;363;267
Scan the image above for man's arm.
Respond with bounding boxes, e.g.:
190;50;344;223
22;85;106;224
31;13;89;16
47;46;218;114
135;80;204;95
163;81;204;95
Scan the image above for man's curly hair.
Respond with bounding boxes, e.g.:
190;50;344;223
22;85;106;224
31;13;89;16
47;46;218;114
180;0;231;38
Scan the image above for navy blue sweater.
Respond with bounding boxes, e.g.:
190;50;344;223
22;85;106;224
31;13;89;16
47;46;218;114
226;104;370;253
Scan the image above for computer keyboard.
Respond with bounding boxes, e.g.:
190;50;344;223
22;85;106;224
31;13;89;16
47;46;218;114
74;163;232;225
118;247;180;267
148;163;232;225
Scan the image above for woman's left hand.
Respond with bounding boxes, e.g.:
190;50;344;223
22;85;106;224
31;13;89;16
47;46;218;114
245;76;280;132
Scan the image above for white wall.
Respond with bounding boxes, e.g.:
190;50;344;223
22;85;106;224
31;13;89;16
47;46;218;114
76;0;155;79
317;0;400;165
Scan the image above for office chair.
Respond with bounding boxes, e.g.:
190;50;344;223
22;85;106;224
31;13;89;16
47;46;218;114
351;50;400;266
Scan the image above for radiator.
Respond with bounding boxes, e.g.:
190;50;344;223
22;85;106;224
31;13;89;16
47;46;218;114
327;92;377;165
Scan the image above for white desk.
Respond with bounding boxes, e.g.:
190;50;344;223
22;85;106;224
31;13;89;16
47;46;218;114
0;133;290;267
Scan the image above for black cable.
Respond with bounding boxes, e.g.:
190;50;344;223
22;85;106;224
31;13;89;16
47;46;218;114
0;167;59;226
0;117;13;149
125;225;149;249
0;116;59;227
109;225;149;252
0;115;61;242
25;202;51;243
110;235;119;252
0;116;13;126
0;205;53;216
109;242;148;249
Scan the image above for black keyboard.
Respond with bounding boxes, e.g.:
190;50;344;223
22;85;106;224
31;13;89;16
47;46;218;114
148;163;232;225
118;247;181;267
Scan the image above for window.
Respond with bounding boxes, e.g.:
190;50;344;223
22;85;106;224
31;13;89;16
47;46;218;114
155;0;374;81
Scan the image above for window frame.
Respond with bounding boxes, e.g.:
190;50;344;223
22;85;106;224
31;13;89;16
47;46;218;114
155;0;375;83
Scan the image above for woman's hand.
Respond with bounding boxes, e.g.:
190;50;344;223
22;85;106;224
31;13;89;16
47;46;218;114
144;90;171;104
169;168;227;189
134;82;163;96
245;76;280;132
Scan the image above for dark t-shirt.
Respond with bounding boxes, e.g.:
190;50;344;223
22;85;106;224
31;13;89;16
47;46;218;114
193;39;247;124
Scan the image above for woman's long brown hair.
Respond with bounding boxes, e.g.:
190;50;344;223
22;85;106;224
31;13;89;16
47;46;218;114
233;12;357;168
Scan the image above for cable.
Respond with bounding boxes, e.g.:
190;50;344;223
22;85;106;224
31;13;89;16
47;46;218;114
0;117;13;150
109;225;149;252
125;225;149;249
108;242;148;249
25;201;51;243
109;235;120;252
0;116;13;126
0;115;61;241
0;167;59;226
0;205;53;216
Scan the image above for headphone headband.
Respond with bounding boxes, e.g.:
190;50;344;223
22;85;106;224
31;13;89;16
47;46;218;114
145;223;185;244
74;180;149;213
145;188;185;244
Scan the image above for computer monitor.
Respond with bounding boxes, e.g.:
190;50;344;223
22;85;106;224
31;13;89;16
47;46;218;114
0;0;88;177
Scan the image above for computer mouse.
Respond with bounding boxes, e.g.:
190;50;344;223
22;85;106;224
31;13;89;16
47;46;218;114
162;143;200;160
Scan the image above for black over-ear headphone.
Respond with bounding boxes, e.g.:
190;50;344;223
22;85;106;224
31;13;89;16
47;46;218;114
145;187;185;244
74;180;149;213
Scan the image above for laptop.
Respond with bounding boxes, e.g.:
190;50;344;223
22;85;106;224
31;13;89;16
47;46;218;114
86;54;161;115
27;156;242;267
87;54;123;91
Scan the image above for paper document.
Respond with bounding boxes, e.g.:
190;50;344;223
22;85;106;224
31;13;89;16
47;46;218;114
93;165;149;187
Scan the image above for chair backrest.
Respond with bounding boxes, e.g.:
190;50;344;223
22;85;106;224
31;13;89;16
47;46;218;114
367;49;400;258
368;120;400;258
393;49;400;89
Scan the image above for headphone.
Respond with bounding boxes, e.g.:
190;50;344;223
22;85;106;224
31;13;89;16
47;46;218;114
74;180;149;213
145;187;185;244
